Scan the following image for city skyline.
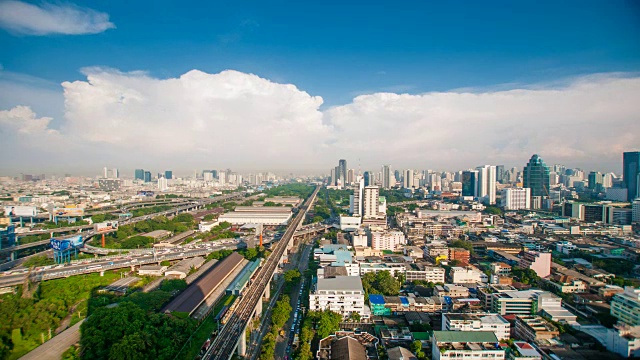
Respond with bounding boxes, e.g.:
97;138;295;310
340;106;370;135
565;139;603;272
1;1;639;173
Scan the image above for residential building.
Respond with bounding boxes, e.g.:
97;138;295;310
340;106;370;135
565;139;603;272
431;331;504;360
514;315;559;342
309;276;369;319
382;165;391;189
442;313;511;340
477;284;517;310
435;284;470;298
501;188;531;210
544;275;588;293
535;292;577;323
371;231;406;251
359;263;406;277
339;215;362;231
388;346;417;360
405;267;445;283
605;323;640;358
450;266;488;284
363;185;380;218
157;176;168;191
519;251;551;278
611;286;640;326
508;342;542;360
350;178;365;217
476;165;497;204
404;169;414;189
523;154;550;202
448;248;470;266
624;151;640;201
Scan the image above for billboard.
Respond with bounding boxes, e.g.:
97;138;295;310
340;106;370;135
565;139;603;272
50;235;83;250
4;206;37;217
54;207;85;217
137;191;155;197
94;221;118;233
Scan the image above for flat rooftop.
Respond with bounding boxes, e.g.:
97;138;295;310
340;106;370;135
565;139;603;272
316;276;364;293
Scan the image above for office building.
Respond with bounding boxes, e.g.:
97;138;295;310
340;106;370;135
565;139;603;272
144;171;152;183
309;276;368;319
164;170;173;180
519;251;551;278
135;169;145;181
611;287;640;326
588;171;603;191
476;165;497;204
462;171;478;197
491;289;545;315
370;231;406;251
431;331;504;360
347;169;355;185
363;186;380;218
624;151;640;201
442;313;511;340
363;171;373;187
633;199;640;223
496;165;505;183
338;159;347;187
98;179;121;191
501;188;531;210
523;154;550;200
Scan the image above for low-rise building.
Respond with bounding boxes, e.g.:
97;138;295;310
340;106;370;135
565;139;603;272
406;266;445;283
431;331;505;360
435;284;470;298
508;342;542;360
309;276;369;319
448;248;471;266
514;315;559;342
450;266;488;284
442;313;511;340
605;323;640;358
138;265;168;276
371;231;407;251
519;251;551;278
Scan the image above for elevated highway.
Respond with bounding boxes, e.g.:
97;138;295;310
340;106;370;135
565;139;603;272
203;185;320;360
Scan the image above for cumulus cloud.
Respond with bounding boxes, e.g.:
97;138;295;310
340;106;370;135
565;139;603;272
1;70;639;173
0;1;114;35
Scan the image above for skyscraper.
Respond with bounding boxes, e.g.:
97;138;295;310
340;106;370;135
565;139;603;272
363;171;373;186
347;169;355;185
404;169;414;188
103;167;108;179
496;165;505;183
623;152;640;201
144;171;152;183
461;170;478;197
363;186;380;218
112;168;119;179
588;171;603;191
476;165;497;205
330;168;336;185
352;178;365;217
165;170;173;180
382;165;391;189
135;169;145;181
523;154;551;199
334;166;340;186
394;170;401;183
338;159;347;186
158;176;168;191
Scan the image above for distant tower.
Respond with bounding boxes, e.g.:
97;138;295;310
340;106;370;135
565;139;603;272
112;168;119;179
382;165;391;189
523;154;551;199
623;151;640;201
103;167;108;179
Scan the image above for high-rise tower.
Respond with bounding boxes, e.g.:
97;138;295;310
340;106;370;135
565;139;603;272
623;151;640;201
523;154;551;199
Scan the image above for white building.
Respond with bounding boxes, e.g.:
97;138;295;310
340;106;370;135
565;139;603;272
432;331;504;360
450;266;488;284
605;324;640;358
309;276;369;319
339;215;362;231
442;313;511;340
405;267;446;283
501;188;531;210
158;176;168;191
352;231;368;247
350;178;365;217
371;231;406;251
404;169;414;189
363;185;380;218
476;165;497;205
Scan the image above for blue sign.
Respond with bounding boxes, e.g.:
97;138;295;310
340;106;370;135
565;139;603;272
50;235;83;250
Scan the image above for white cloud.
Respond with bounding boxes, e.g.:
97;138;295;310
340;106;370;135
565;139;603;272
1;70;639;173
0;1;114;36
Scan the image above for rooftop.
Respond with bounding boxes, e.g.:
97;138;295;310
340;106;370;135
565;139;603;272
433;330;499;344
316;276;364;293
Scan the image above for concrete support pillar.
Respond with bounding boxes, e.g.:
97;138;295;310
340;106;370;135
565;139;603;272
263;279;270;301
10;251;16;261
255;298;263;318
237;327;247;356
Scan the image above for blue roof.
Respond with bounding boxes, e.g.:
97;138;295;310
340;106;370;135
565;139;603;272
400;297;410;306
443;296;453;305
369;294;385;305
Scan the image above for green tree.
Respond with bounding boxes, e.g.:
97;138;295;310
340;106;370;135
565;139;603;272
410;340;427;360
284;269;301;283
314;310;342;339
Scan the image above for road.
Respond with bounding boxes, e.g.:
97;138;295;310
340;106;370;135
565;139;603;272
0;239;245;287
203;186;320;360
273;242;314;360
19;319;84;360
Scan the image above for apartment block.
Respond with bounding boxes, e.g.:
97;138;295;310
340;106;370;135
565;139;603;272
371;231;406;251
448;248;471;266
309;276;369;319
519;251;551;278
514;315;560;342
405;266;445;283
442;313;511;340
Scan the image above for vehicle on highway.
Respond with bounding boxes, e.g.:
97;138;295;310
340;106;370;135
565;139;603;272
86;265;102;270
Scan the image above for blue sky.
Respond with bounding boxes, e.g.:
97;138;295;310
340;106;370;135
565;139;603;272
0;1;639;174
3;1;639;105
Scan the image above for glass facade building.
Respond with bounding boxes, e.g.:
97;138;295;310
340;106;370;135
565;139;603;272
462;171;478;197
134;168;145;181
523;154;550;198
623;152;640;201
